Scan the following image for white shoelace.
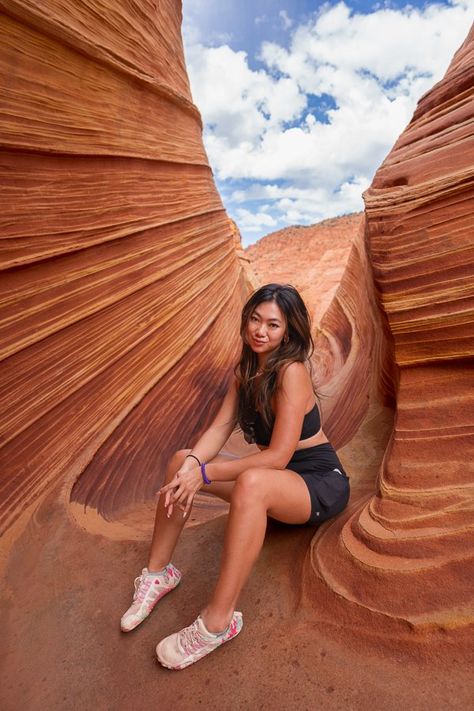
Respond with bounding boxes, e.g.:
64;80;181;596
180;621;208;655
133;574;152;603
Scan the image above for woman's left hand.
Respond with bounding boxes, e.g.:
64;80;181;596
158;466;203;518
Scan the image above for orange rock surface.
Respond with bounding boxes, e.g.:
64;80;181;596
1;3;473;709
308;26;474;638
246;214;362;325
0;0;253;533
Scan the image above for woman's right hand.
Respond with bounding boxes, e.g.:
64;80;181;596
174;459;198;507
158;460;203;517
157;457;197;518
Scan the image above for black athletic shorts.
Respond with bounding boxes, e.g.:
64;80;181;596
286;443;350;525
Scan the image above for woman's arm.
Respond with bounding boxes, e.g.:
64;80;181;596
186;374;239;464
159;362;311;517
205;361;310;482
158;374;239;517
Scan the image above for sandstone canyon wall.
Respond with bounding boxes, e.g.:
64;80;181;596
309;25;474;638
1;0;472;649
0;5;473;707
0;0;253;534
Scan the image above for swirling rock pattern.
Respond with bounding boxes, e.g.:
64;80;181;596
310;27;474;635
0;1;254;533
0;5;472;707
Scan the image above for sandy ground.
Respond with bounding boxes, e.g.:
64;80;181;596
1;491;471;711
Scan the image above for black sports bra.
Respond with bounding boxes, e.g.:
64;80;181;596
251;401;321;447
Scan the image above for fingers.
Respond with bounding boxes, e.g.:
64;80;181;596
166;496;187;518
159;477;179;495
162;489;178;512
166;491;195;518
183;493;194;518
158;473;198;518
163;485;187;517
174;488;188;505
165;488;178;515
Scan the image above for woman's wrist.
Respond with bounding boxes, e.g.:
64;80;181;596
200;462;212;485
202;461;216;482
181;458;196;472
185;453;201;466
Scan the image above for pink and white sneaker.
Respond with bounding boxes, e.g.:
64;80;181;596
156;611;243;670
120;564;181;632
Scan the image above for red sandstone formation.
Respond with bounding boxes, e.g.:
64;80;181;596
0;0;254;533
246;214;362;326
1;2;473;708
308;27;474;636
246;28;473;648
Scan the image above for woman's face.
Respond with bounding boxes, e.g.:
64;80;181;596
246;300;287;358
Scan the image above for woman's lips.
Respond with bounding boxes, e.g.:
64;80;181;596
252;337;267;346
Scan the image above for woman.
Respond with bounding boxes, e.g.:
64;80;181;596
120;283;350;670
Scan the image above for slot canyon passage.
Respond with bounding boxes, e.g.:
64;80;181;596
0;3;472;709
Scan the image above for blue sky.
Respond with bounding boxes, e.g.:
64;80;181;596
182;1;473;245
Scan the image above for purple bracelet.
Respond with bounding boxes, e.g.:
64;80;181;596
200;462;212;485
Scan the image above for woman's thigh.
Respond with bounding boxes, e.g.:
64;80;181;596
235;467;312;525
173;450;312;519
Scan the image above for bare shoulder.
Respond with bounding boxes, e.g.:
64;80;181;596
278;360;311;389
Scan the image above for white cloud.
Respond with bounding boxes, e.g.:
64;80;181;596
184;0;474;243
279;10;294;30
186;44;307;147
235;207;278;232
264;1;472;87
229;176;369;229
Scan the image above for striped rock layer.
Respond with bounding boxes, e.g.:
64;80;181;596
309;27;474;634
0;1;253;533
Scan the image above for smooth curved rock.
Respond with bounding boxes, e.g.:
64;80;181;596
0;0;254;534
310;26;474;636
1;5;472;707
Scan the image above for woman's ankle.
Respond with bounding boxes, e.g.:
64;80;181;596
200;606;234;634
147;559;169;573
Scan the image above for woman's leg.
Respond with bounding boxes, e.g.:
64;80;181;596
121;451;240;633
201;466;312;632
147;449;237;571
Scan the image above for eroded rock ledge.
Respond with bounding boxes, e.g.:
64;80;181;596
309;26;474;636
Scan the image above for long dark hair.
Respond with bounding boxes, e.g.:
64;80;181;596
234;283;316;443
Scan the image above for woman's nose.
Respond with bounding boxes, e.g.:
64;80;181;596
256;324;267;337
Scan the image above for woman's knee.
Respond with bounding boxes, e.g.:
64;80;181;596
172;447;192;463
165;448;191;478
231;468;268;508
